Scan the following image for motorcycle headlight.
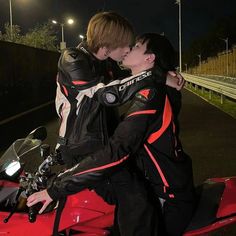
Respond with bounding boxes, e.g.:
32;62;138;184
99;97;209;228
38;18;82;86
5;161;21;176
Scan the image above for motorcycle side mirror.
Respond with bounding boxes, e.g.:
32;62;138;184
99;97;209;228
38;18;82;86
16;127;47;157
27;126;47;141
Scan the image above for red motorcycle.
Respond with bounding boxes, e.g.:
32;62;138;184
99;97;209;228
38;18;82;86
0;127;236;236
0;127;114;236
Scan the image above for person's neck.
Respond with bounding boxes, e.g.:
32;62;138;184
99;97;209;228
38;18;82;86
93;52;106;60
93;47;107;61
131;64;153;75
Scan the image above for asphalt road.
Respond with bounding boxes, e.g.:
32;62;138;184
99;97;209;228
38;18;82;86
179;89;236;185
179;89;236;236
1;88;236;181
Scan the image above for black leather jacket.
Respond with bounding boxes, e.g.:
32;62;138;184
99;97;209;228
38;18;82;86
56;45;110;155
55;43;166;155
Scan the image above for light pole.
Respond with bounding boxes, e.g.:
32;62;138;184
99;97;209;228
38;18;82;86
79;34;84;41
9;0;13;40
175;0;182;72
198;54;201;74
52;18;74;50
219;37;229;77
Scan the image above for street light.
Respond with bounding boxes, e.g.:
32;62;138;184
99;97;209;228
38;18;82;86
9;0;13;40
219;37;229;77
175;0;182;72
79;34;84;41
52;18;74;50
197;54;201;74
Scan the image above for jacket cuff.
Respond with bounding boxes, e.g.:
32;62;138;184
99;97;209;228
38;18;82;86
47;183;62;200
151;66;167;84
156;72;167;84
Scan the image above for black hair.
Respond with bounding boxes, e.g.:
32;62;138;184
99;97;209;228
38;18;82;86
136;33;177;73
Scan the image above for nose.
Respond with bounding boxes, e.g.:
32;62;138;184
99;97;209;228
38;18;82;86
124;46;131;54
122;48;130;58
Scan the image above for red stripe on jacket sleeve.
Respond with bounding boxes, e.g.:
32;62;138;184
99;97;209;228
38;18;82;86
127;110;156;118
62;85;68;97
74;155;129;176
72;80;88;85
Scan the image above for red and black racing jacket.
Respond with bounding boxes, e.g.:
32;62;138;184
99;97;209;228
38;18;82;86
48;70;194;202
55;42;166;156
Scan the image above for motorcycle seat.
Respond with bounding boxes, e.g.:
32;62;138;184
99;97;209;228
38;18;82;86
185;180;225;231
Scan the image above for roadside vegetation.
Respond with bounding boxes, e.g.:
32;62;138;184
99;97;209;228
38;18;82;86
0;22;57;51
186;85;236;119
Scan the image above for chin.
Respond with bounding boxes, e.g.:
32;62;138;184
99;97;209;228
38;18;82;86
110;57;121;62
121;63;130;70
121;62;126;67
122;60;130;67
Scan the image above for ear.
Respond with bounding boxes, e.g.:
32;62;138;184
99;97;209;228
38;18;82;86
102;47;111;57
97;47;110;59
146;53;156;64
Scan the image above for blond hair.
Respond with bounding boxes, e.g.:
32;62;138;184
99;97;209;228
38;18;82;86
86;12;134;53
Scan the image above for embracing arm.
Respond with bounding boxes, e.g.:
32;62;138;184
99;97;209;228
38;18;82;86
82;69;184;108
48;86;165;200
27;86;165;212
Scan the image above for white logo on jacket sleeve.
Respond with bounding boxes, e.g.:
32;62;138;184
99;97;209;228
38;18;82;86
118;71;152;91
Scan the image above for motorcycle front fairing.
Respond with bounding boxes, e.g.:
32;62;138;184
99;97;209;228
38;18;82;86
0;189;115;236
0;138;42;209
0;133;115;235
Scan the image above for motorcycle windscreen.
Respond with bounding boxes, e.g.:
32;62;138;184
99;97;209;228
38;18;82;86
0;138;42;176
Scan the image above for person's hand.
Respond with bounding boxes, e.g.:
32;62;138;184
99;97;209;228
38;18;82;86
27;189;53;214
166;71;185;91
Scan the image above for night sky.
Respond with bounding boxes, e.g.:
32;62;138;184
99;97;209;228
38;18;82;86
0;0;235;50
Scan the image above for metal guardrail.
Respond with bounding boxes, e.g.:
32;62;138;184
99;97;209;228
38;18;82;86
182;73;236;100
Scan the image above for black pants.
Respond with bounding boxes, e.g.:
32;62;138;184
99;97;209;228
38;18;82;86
59;146;158;236
154;195;195;236
97;169;159;236
162;199;195;236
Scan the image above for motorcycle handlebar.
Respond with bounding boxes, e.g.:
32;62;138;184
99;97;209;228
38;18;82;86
28;202;43;223
27;149;64;222
27;189;43;223
38;151;64;175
